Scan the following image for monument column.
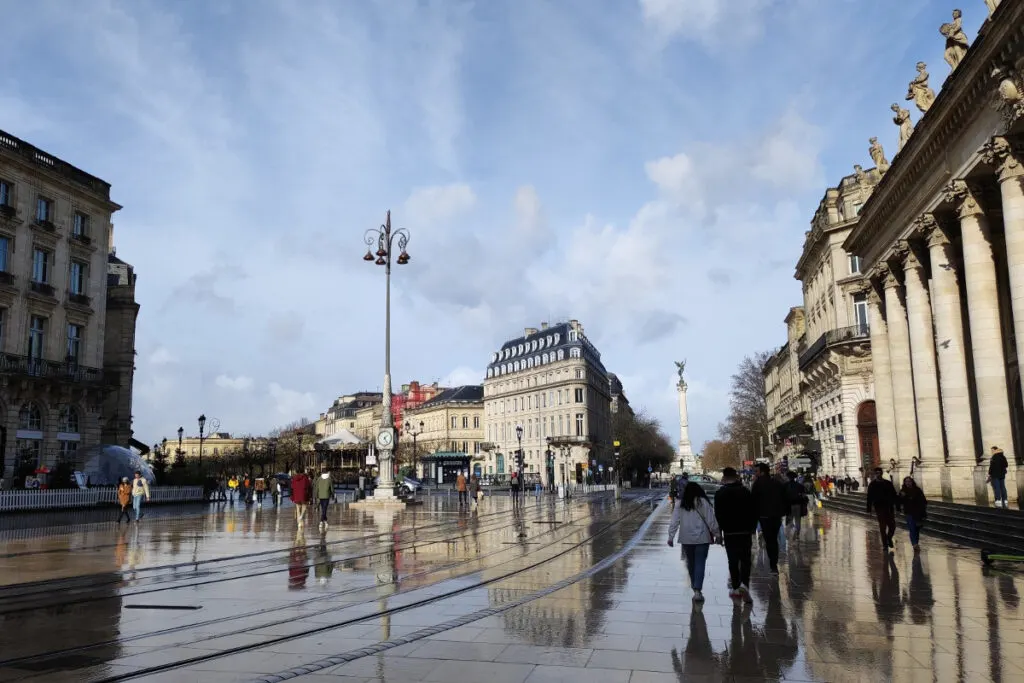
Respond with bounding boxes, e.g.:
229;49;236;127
923;217;979;500
944;179;1016;503
899;242;945;494
674;361;696;475
866;287;898;469
882;266;922;465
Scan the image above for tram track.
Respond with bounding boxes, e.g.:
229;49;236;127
0;502;534;609
0;495;610;674
84;494;659;683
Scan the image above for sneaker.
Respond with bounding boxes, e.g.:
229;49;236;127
738;585;753;603
770;568;779;576
728;588;741;598
693;590;705;603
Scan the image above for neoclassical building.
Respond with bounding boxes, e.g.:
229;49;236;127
844;1;1024;503
793;168;880;479
482;320;613;486
764;308;812;463
0;129;135;485
401;385;483;481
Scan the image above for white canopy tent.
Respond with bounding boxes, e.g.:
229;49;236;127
316;430;365;449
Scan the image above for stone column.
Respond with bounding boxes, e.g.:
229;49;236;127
944;179;1017;503
899;243;945;495
882;267;921;465
982;137;1024;504
922;217;980;501
867;287;898;470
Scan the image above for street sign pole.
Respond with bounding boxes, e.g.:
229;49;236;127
614;441;622;500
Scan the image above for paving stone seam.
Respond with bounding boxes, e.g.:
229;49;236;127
250;496;663;683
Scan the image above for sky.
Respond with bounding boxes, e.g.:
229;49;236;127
0;0;987;448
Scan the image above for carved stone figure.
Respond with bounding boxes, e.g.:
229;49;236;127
906;62;936;112
985;0;1001;19
941;10;969;72
675;360;686;382
869;137;890;173
892;103;914;151
854;164;867;185
992;63;1024;124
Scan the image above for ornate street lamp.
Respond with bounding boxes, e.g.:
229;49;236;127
198;414;207;471
363;210;411;498
176;426;184;467
297;433;305;471
515;424;524;500
404;419;423;479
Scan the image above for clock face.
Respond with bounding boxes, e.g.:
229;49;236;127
377;430;394;448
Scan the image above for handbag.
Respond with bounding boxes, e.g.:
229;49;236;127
695;503;720;545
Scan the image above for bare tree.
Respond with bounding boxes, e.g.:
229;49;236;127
721;350;772;453
701;439;741;473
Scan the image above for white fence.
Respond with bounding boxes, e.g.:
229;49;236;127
0;486;206;513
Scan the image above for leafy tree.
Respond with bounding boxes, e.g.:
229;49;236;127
612;409;675;481
152;447;169;481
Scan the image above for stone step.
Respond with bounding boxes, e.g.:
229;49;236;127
836;491;1024;527
822;495;1024;554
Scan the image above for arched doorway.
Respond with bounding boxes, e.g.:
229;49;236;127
857;401;879;480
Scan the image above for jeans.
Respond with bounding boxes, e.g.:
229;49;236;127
682;543;710;591
875;507;896;547
132;494;144;521
257;490;265;504
723;534;753;589
116;505;131;523
319;499;330;522
789;504;802;533
760;517;782;571
992;477;1008;504
295;503;309;525
906;514;921;546
458;490;468;505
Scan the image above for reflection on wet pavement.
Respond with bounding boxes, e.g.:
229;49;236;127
1;493;1023;682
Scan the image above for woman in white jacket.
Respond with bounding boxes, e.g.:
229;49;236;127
667;482;720;602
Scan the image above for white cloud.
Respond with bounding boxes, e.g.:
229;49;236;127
269;382;317;417
403;183;476;226
749;106;825;191
148;347;177;366
216;374;254;391
639;0;771;49
439;366;483;387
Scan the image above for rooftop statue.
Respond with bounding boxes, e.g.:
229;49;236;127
941;10;969;72
869;137;890;174
906;62;936;113
892;103;914;152
985;1;1000;19
675;360;686;383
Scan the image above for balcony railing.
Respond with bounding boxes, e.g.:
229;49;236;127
29;281;55;298
67;292;91;307
798;324;870;370
70;232;92;246
33;219;56;232
0;353;105;384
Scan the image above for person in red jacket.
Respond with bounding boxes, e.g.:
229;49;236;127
290;469;313;528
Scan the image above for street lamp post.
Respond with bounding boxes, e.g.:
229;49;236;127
515;424;524;503
297;433;305;472
176;426;184;467
404;420;423;479
198;414;207;471
363;210;411;500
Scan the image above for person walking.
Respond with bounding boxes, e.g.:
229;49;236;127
116;477;133;524
315;471;335;532
668;475;680;509
898;476;928;550
750;463;787;575
866;467;899;552
130;471;150;522
667;482;720;603
469;474;481;508
228;475;239;503
784;471;807;535
988;446;1010;508
714;467;757;603
254;476;266;508
290;469;312;528
456;471;468;507
269;476;282;507
510;471;521;508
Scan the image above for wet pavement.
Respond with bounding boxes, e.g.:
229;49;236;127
1;492;1023;682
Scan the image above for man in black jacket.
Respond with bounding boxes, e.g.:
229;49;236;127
750;463;787;575
715;467;757;601
866;467;899;551
988;446;1009;508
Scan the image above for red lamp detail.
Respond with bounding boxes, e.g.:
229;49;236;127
363;250;374;261
397;251;410;264
375;256;386;266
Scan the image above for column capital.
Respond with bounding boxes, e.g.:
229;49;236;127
943;179;985;218
866;287;883;307
980;136;1024;182
922;215;951;248
903;248;924;271
881;266;901;290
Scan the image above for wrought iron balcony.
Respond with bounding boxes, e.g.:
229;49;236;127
70;232;92;246
798;324;870;370
29;281;55;298
0;353;105;385
67;292;91;307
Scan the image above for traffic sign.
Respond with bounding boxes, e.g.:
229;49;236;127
647;466;653;473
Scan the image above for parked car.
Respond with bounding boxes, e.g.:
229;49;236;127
689;474;722;496
400;477;423;494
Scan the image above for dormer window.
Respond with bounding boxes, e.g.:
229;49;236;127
853;202;863;216
553;334;560;345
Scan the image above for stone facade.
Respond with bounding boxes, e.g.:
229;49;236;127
843;2;1024;503
101;252;138;446
792;170;879;479
764;308;811;463
0;129;128;484
482;320;612;486
401;385;484;479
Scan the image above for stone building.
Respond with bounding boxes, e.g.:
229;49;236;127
102;251;139;445
608;373;633;418
315;392;382;439
843;2;1024;502
0;129;129;484
764;308;812;464
792;169;879;478
401;385;483;481
482;320;613;486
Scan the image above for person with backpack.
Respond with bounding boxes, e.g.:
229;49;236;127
254;476;267;507
750;463;787;575
714;467;757;603
668;482;720;603
784;471;808;535
130;471;150;522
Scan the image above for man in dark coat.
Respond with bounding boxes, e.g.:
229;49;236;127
866;467;899;551
715;467;758;601
750;463;787;575
988;446;1010;508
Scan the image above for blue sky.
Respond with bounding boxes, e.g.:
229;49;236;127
0;0;985;446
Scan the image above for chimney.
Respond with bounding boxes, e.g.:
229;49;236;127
540;322;549;330
525;327;538;336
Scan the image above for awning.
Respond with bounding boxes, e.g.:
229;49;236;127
317;430;365;449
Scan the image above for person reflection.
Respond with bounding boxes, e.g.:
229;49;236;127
314;538;334;585
998;572;1020;610
871;552;904;630
288;531;309;590
756;584;799;678
904;551;934;624
671;607;717;678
